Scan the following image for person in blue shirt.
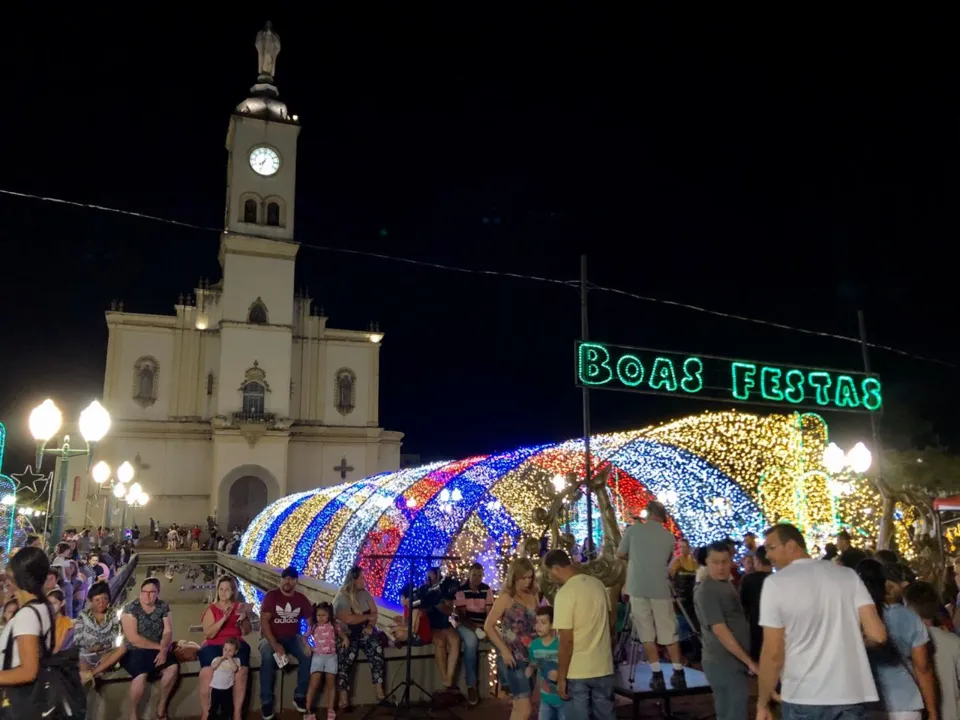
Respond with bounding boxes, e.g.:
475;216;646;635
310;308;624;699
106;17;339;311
856;559;937;720
526;606;566;720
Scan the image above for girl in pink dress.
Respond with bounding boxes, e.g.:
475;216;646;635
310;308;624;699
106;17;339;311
305;602;348;720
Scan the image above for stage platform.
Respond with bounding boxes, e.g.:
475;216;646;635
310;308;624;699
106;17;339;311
615;663;713;719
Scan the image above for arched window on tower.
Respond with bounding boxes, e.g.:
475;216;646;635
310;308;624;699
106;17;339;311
266;202;280;226
242;382;265;418
334;368;356;415
243;199;258;223
248;297;268;325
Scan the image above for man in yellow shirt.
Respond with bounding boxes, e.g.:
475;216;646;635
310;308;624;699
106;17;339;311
545;549;615;720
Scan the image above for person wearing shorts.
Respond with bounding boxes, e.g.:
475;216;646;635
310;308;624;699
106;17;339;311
618;501;686;691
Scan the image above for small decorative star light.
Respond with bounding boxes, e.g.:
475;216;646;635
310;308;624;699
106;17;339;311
11;466;50;497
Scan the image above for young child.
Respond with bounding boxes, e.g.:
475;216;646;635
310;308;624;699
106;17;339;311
526;606;565;720
210;638;241;720
305;602;347;720
904;582;960;720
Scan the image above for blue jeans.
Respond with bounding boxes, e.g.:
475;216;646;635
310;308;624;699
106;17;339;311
539;701;566;720
259;635;312;708
782;703;868;720
457;624;480;688
566;675;615;720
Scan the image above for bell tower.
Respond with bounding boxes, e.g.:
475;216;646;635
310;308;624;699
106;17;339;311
215;22;300;420
224;21;301;242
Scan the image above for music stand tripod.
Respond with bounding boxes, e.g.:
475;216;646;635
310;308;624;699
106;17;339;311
362;553;461;720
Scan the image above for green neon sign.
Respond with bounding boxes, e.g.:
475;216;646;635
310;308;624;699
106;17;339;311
576;342;882;413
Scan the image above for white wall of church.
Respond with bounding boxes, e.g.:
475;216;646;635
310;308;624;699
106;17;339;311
220;253;295;325
106;326;175;420
217;325;292;418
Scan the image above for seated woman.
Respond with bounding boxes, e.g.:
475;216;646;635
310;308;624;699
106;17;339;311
61;560;86;619
198;575;252;720
422;573;460;692
121;578;179;720
45;588;74;652
334;566;385;709
75;581;126;684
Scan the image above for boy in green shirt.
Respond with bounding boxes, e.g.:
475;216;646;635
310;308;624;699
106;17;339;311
526;606;566;720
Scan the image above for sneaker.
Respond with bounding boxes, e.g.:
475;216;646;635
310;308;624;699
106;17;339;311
649;670;666;692
467;686;479;705
261;705;275;720
294;698;308;713
670;668;687;690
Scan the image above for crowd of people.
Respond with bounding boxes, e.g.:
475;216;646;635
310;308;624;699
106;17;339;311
6;505;960;720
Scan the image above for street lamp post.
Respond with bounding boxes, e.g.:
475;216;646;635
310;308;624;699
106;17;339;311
823;441;873;535
29;399;111;545
92;460;137;529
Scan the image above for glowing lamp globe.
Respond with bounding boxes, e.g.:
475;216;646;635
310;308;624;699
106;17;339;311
136;493;149;506
29;400;63;442
823;442;847;474
551;475;566;493
117;461;135;484
847;442;872;474
0;495;14;507
127;483;142;502
112;484;126;499
79;401;111;443
92;461;111;484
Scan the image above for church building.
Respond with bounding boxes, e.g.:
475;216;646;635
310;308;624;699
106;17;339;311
61;24;403;531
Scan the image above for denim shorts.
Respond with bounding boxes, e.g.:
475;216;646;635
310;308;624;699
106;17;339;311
498;657;533;699
310;652;338;675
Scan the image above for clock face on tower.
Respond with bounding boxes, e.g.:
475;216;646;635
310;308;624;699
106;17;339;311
249;146;280;176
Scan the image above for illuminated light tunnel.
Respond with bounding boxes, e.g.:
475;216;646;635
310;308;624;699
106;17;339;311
241;410;875;604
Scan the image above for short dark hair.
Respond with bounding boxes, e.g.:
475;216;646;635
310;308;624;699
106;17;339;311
764;523;807;551
536;606;554;622
646;501;667;522
25;535;39;547
56;542;69;555
837;530;852;541
141;577;161;591
706;541;732;557
469;562;483;572
543;549;571;569
744;532;756;539
223;637;240;650
756;546;769;565
839;548;868;570
88;581;110;601
904;581;941;622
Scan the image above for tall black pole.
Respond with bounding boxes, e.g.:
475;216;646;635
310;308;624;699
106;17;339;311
857;310;890;549
581;255;593;556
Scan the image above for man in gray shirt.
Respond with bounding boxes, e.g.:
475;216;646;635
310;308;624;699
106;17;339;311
617;501;685;690
694;541;757;720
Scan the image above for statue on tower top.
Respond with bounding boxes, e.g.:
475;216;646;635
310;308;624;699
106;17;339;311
256;22;281;81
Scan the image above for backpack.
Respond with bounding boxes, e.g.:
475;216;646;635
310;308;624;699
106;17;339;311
1;602;85;719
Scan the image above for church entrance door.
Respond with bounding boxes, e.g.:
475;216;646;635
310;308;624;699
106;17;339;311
227;476;268;529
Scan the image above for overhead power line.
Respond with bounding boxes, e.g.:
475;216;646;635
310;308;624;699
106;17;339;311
0;186;954;369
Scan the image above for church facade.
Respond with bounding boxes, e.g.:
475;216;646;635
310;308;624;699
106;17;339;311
61;25;403;531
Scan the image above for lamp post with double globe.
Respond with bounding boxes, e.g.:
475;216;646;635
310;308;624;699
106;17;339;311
29;399;111;545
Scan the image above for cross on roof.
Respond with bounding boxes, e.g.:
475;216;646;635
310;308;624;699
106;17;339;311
333;457;354;480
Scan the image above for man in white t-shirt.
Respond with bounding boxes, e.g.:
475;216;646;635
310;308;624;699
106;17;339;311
757;523;887;720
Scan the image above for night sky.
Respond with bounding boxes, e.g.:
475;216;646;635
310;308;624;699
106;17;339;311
2;9;958;474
